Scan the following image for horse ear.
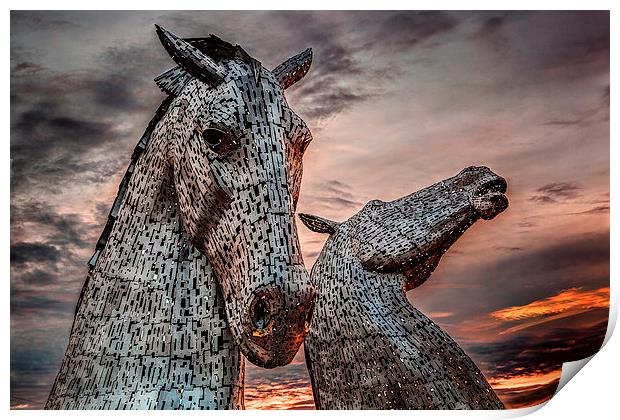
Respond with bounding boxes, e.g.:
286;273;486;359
299;213;338;235
272;48;312;90
155;25;227;86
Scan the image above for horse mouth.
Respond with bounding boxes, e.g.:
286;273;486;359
476;177;507;196
473;177;508;220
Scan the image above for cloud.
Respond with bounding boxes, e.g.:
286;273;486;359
11;201;95;248
244;380;314;410
10;242;61;265
293;81;374;121
492;375;560;408
19;269;58;286
372;11;458;50
10;24;167;196
10;93;122;194
469;313;607;407
543;119;583;127
304;179;363;213
10;10;80;31
12;61;43;74
530;182;581;203
477;15;506;37
10;202;94;323
572;204;610;215
544;11;609;68
422;231;610;322
11;289;75;315
491;287;609;321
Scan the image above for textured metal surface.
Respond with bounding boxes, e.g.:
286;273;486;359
301;166;508;409
46;27;314;409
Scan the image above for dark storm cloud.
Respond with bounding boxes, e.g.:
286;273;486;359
10;242;61;266
493;232;608;296
467;11;609;91
13;100;113;150
478;16;505;35
529;182;581;204
10;92;119;193
10;201;95;321
372;11;458;50
19;269;57;286
547;12;609;67
10;15;168;195
427;231;610;319
10;10;80;31
470;312;607;379
266;12;374;123
293;80;373;121
473;11;531;38
11;201;95;248
291;11;459;119
91;77;140;109
529;12;609;70
11;289;75;315
93;43;170;108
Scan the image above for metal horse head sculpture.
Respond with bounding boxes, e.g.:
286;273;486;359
299;166;507;409
151;26;316;367
46;27;314;409
47;26;317;410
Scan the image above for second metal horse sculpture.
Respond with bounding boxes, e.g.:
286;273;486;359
47;26;316;409
300;166;508;409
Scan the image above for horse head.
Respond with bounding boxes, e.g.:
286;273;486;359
153;26;315;368
300;166;508;290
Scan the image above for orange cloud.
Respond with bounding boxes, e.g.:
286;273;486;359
489;369;561;390
489;369;562;408
491;287;609;321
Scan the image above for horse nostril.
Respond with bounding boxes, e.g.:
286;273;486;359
251;295;272;330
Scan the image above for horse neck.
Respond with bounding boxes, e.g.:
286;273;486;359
47;120;244;409
308;243;499;409
97;148;177;276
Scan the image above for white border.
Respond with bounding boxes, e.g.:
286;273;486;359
4;2;616;419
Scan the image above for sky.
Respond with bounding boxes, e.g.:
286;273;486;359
10;10;609;410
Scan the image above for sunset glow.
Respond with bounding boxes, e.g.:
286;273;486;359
245;381;315;410
491;287;610;321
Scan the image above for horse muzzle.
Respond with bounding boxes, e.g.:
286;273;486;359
240;274;316;368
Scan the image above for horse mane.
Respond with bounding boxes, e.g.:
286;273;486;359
185;35;255;63
87;96;173;268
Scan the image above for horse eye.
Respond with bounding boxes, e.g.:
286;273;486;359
202;128;226;148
